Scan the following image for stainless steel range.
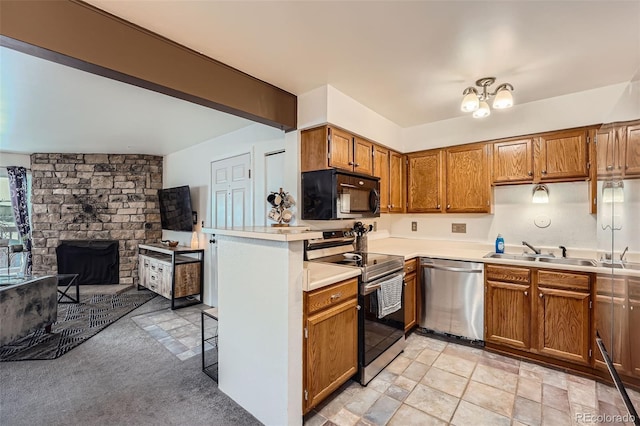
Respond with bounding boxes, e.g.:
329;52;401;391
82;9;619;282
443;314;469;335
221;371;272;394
305;230;406;385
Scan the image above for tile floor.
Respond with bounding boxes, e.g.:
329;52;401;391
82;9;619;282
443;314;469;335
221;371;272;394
132;304;639;426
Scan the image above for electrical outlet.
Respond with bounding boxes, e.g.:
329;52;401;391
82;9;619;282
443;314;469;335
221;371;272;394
452;223;467;233
373;221;377;232
411;221;417;232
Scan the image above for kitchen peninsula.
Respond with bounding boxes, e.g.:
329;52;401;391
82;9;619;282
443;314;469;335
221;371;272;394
201;226;324;426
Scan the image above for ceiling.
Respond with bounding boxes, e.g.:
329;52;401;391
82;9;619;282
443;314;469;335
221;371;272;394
2;1;639;156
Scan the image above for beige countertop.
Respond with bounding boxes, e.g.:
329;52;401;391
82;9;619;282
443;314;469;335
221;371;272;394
304;237;639;291
303;261;361;292
202;226;323;242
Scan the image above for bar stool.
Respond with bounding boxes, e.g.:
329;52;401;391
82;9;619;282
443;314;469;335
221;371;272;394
201;307;218;381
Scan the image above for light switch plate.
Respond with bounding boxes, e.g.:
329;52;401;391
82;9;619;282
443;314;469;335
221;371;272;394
452;223;467;233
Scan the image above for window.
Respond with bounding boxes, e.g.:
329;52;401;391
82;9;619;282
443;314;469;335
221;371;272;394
0;172;32;274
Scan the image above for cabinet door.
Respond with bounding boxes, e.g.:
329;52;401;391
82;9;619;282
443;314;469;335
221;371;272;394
373;145;390;213
446;144;491;213
596;126;625;176
407;150;443;213
624;123;640;176
304;298;358;413
328;127;354;172
628;278;640;377
389;151;405;213
158;261;172;298
138;255;150;288
492;139;534;184
485;280;531;349
353;137;374;175
536;286;591;365
594;276;628;373
535;129;588;181
404;273;417;332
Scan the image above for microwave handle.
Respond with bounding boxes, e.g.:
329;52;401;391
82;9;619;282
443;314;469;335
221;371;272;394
339;183;359;189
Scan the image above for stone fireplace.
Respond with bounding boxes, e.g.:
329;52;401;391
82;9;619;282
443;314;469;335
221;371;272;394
30;154;163;285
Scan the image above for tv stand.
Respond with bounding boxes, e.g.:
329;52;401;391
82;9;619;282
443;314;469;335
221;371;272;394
137;244;204;309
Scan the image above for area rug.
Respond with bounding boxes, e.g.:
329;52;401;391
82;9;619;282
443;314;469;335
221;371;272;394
0;292;156;361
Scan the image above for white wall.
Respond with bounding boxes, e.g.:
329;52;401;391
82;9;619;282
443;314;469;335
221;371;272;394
163;123;288;305
597;179;640;256
402;83;631;152
390;182;597;252
0;153;30;169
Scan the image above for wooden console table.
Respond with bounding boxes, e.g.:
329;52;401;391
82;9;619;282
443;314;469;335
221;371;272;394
137;244;204;310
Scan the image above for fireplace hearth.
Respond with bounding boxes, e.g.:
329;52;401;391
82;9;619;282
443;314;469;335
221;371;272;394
56;240;119;285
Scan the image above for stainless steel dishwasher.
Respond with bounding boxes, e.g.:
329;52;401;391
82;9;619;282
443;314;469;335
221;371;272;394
419;258;484;342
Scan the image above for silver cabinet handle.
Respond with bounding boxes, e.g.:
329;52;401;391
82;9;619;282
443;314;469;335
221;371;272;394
330;292;342;300
542;170;547;174
355;163;360;167
436;204;441;209
524;291;528;296
356;305;361;311
539;293;543;298
446;204;451;209
348;161;354;165
631;306;634;310
607;165;614;171
528;171;533;176
339;183;358;188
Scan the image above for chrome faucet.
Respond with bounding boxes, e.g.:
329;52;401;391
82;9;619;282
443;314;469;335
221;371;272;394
559;245;567;258
522;241;541;255
621;246;629;262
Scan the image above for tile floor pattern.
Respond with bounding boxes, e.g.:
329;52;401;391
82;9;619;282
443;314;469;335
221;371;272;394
132;305;639;426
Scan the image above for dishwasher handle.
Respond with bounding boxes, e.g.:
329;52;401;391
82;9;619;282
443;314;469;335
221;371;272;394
421;263;483;274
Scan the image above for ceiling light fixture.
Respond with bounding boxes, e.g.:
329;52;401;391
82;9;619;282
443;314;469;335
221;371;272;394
461;77;514;118
532;184;549;204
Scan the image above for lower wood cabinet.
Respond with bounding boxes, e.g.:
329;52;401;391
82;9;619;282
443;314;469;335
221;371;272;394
485;264;592;367
303;278;358;414
404;259;417;332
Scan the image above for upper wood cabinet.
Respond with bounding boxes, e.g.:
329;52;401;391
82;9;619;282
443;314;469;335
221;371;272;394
492;128;591;185
407;150;443;213
535;128;589;182
624;123;640;176
389;151;405;213
373;145;390;213
492;138;534;184
446;143;491;213
596;125;625;176
407;144;491;213
301;125;373;175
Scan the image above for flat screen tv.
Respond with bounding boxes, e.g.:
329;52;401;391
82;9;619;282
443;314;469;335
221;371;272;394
158;185;194;232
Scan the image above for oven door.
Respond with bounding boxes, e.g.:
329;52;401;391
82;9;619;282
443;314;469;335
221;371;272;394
359;271;406;384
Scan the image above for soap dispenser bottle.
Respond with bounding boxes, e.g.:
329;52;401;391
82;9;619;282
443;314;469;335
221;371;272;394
495;234;505;254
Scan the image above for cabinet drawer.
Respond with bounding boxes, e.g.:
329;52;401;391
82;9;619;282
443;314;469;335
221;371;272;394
537;269;590;291
404;258;417;275
306;278;358;315
596;275;627;297
486;264;531;284
629;277;640;299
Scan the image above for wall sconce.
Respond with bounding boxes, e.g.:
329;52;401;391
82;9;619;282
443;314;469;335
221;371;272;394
532;184;549;203
602;181;624;203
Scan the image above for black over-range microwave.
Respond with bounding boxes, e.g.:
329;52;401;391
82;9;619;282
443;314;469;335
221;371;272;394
301;169;380;220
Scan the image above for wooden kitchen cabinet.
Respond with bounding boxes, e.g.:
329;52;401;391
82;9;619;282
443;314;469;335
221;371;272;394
624;123;640;176
484;264;593;367
535;269;591;365
406;143;490;213
446;143;491;213
594;275;629;374
407;150;444;213
389;151;405;213
596;124;625;176
629;277;640;377
303;278;358;414
535;128;589;182
485;265;532;350
373;145;390;213
300;125;373;175
404;259;418;333
492;138;535;184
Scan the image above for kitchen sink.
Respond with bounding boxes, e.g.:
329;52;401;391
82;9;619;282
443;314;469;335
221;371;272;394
599;261;640;271
484;253;537;261
537;257;597;267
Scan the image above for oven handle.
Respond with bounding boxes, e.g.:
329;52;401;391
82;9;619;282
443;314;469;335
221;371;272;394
421;264;483;273
362;272;405;295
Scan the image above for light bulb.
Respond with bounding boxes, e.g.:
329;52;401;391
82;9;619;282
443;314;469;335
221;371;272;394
461;92;479;112
472;101;491;118
493;88;514;109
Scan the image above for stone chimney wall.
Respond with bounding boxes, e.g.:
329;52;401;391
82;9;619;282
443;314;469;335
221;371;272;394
30;153;163;284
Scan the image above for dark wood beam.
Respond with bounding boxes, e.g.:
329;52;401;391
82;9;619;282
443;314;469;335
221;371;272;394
0;0;297;132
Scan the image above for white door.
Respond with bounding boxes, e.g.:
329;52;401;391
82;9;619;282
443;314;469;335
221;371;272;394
208;153;252;306
264;150;285;225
